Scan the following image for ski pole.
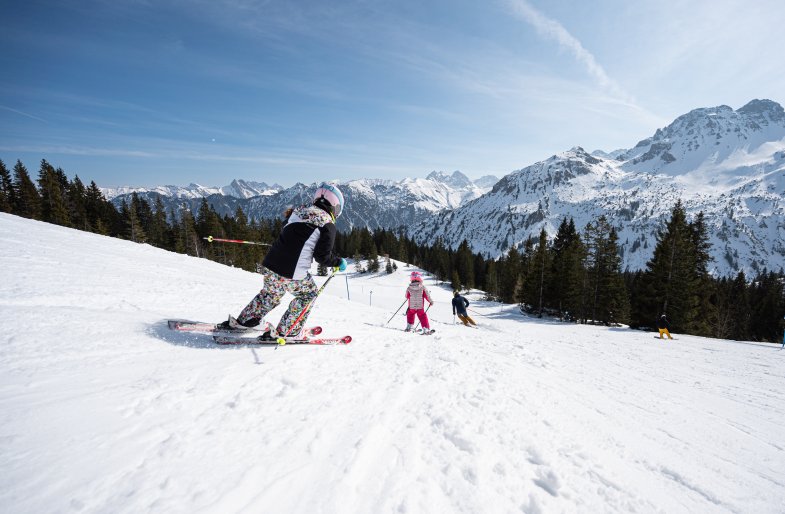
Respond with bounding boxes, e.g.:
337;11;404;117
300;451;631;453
468;308;490;318
279;271;337;340
203;235;271;246
415;303;432;331
386;300;407;326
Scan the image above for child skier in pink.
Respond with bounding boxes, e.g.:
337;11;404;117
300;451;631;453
405;271;434;334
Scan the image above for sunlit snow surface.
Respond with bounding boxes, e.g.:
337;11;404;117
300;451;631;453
1;213;783;513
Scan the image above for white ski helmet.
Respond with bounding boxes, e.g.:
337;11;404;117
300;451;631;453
313;183;345;218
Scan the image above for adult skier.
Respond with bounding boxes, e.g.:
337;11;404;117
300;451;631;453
219;183;347;338
452;291;477;327
405;271;434;334
656;313;674;340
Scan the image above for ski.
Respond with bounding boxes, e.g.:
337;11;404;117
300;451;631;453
213;333;351;346
403;328;435;335
168;319;321;338
168;319;245;333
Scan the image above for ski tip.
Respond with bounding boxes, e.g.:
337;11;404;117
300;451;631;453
343;336;352;344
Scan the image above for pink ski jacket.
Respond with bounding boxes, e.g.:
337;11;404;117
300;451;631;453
406;282;433;310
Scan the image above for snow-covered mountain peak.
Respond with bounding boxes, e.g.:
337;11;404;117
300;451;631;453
412;98;785;275
426;170;473;188
220;179;281;199
101;179;282;200
474;175;501;188
591;148;627;160
620;99;785;175
737;98;785;124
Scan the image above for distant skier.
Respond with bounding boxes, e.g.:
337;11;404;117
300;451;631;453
452;291;477;327
219;184;347;338
656;313;674;340
405;271;434;334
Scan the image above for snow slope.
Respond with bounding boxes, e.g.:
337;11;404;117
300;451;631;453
1;213;784;513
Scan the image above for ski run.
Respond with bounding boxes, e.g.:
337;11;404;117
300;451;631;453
1;212;784;514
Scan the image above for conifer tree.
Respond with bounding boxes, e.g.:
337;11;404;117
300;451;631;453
711;276;734;339
149;196;171;250
131;194;154;241
66;175;89;230
120;198;146;243
633;201;700;332
581;217;629;324
523;229;551;316
727;271;751;340
37;160;70;226
743;269;785;343
431;238;450;281
499;247;522;304
473;253;486;292
396;236;408;265
596;227;630;324
176;208;199;256
548;218;585;320
85;181;110;234
516;238;536;307
687;212;714;335
451;270;462;293
195;199;225;259
353;252;365;273
0;159;14;213
455;240;474;289
12;160;41;219
484;260;499;301
367;243;380;272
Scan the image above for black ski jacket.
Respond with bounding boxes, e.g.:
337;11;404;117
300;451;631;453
262;205;342;280
656;317;671;330
452;295;469;315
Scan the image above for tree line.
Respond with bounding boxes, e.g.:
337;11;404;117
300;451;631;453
2;158;783;343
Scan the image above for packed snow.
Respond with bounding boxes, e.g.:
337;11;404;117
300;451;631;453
1;212;784;513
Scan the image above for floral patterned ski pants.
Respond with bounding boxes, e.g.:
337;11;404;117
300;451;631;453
237;268;319;336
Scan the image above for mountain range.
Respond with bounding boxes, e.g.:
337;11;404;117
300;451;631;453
102;171;499;236
102;99;785;276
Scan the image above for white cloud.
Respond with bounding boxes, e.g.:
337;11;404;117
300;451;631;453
505;0;636;105
0;105;48;124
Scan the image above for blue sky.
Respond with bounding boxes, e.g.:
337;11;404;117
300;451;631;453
1;0;784;188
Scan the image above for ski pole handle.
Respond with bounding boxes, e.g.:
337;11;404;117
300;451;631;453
203;236;271;246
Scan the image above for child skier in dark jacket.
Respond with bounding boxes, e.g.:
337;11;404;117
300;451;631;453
452;291;477;326
220;183;347;338
656;314;674;340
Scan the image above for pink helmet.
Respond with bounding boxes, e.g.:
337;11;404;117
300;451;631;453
410;271;422;282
